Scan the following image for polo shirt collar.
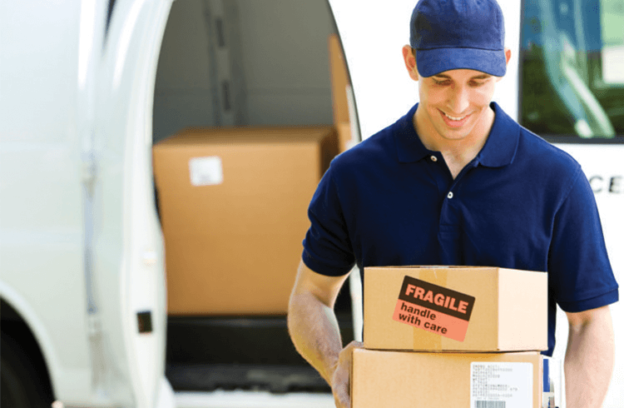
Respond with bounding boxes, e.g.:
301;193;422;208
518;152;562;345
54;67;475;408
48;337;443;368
394;103;431;163
394;102;520;167
476;102;520;168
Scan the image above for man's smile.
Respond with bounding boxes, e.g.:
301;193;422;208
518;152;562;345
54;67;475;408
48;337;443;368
439;109;471;128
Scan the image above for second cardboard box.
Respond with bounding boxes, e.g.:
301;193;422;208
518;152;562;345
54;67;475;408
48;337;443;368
352;349;543;408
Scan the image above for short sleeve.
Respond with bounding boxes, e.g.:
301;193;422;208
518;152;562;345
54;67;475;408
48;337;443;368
548;169;619;312
302;166;355;276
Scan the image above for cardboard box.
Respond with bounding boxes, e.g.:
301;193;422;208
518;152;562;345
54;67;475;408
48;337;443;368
329;34;350;126
336;121;352;153
329;34;354;152
364;266;548;352
352;348;543;408
153;126;337;315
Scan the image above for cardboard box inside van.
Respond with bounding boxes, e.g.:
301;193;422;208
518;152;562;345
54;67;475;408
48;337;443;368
153;126;337;315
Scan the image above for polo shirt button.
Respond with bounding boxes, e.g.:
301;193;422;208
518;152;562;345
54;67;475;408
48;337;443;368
431;155;438;162
447;192;454;199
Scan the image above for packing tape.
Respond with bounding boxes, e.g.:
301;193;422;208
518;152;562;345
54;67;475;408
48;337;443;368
413;269;448;351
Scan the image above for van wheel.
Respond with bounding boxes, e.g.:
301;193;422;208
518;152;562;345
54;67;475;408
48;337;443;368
1;334;52;408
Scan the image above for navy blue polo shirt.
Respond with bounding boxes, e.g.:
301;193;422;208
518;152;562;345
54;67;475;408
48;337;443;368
302;102;619;356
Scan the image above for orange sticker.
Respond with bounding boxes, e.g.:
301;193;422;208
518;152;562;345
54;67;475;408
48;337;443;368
392;276;475;342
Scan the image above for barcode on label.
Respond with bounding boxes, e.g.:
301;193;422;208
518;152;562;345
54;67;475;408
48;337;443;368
475;402;506;408
471;362;532;408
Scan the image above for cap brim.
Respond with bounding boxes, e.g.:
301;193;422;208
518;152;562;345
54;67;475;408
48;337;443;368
416;47;506;77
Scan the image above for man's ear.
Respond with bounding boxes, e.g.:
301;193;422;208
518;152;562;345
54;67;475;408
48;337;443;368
496;48;513;82
402;45;419;81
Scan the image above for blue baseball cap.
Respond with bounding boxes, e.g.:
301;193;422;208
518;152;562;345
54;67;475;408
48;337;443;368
410;0;507;77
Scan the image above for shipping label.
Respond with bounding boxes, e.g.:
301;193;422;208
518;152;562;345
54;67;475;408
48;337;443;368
470;362;533;408
392;275;475;341
189;156;223;186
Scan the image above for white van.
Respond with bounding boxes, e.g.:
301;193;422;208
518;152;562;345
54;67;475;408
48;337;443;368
1;0;343;407
1;0;622;407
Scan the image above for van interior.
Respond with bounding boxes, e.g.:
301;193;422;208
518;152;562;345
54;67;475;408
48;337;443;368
151;0;354;393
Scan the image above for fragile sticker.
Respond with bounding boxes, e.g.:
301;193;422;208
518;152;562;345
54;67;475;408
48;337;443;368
392;275;475;342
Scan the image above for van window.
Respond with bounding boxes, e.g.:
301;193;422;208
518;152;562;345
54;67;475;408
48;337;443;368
520;0;624;140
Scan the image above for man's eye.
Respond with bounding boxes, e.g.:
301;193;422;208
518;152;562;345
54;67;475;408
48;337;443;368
470;81;486;87
433;79;450;85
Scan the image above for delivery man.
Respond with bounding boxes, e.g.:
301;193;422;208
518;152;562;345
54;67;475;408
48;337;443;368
287;0;619;407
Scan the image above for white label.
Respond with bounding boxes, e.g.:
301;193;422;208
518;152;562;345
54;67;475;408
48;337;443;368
471;362;533;408
602;46;624;84
189;157;223;186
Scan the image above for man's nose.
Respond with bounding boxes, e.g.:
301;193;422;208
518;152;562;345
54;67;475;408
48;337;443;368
447;86;470;115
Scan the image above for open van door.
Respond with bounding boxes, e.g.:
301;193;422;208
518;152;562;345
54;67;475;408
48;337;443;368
88;0;175;406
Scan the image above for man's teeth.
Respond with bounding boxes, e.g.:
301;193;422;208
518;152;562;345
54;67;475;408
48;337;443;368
444;112;466;121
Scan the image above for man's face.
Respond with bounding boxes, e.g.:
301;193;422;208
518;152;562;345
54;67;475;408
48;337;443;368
417;69;500;142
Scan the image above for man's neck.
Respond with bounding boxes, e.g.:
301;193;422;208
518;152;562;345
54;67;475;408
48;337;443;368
413;105;496;179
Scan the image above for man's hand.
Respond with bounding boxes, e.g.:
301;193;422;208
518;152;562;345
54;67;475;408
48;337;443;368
564;305;615;408
331;340;363;408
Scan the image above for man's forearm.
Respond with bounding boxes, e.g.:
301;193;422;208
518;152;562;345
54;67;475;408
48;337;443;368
564;308;615;408
287;291;343;384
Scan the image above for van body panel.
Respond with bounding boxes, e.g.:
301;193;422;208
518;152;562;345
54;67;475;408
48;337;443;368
0;0;172;406
0;0;93;403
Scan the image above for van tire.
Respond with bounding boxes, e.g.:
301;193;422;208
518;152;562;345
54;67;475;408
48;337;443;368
1;334;52;408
